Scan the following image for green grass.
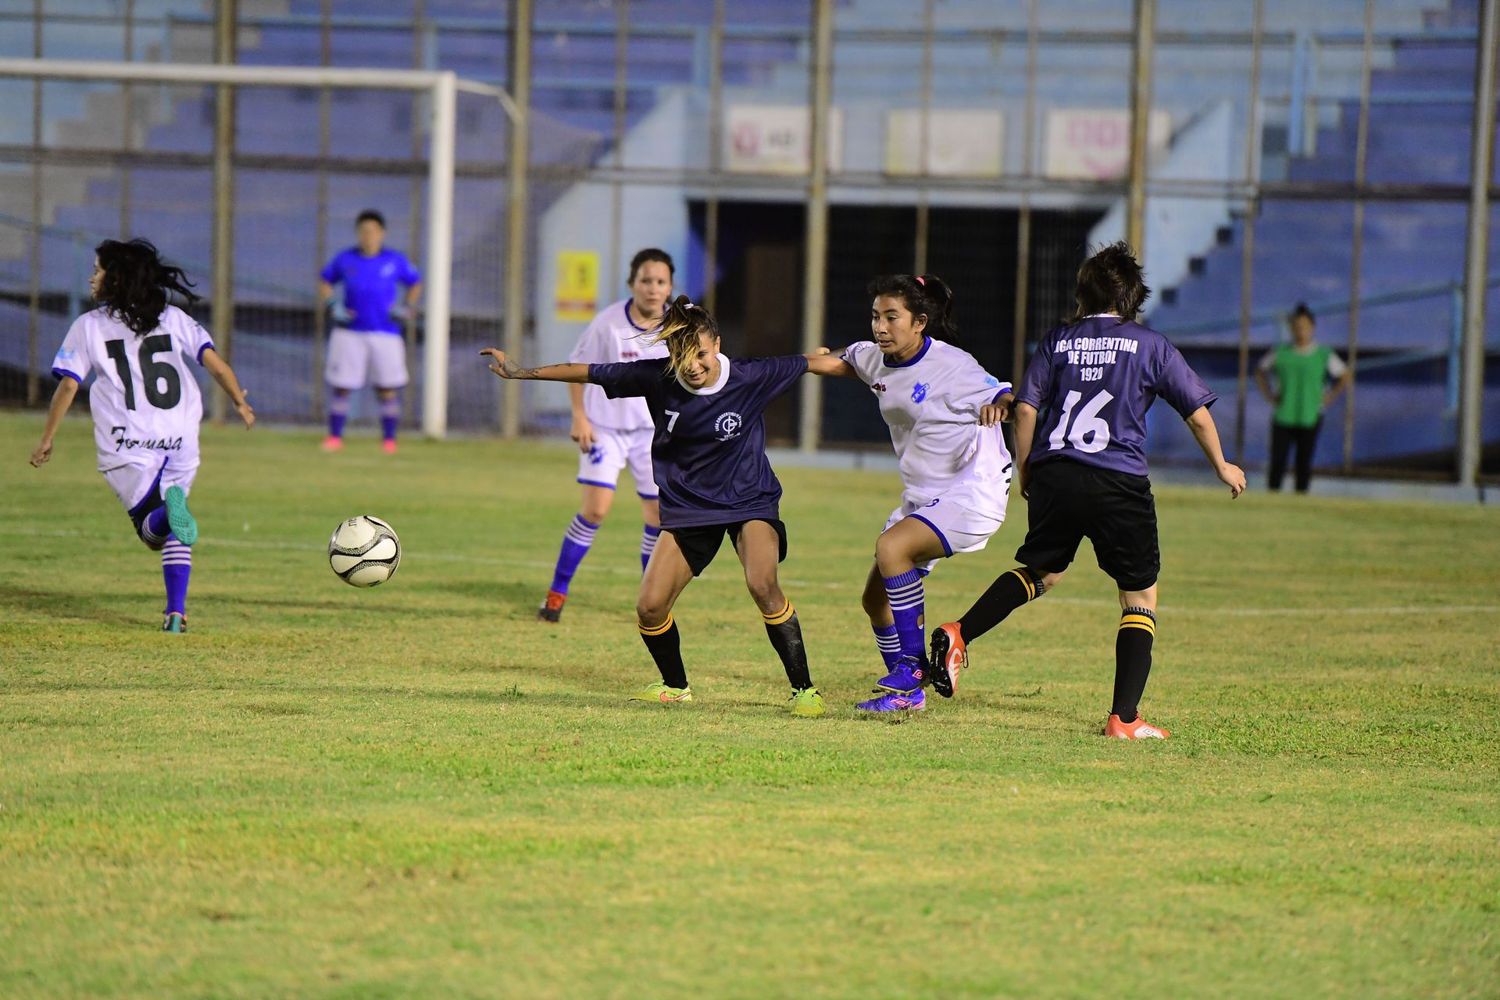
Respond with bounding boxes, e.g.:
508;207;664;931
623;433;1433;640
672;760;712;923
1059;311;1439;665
2;410;1498;999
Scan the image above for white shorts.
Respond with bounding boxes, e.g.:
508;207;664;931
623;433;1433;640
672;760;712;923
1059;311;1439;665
325;328;409;390
103;454;199;514
576;425;657;498
883;477;1009;573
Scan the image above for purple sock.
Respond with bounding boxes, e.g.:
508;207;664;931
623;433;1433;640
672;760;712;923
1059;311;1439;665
640;524;661;572
379;395;401;442
872;623;902;670
328;391;350;438
162;535;192;616
549;514;599;595
142;506;170;546
883;569;926;660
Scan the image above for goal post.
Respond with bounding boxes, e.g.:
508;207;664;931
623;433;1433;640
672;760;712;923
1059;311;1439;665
0;57;517;439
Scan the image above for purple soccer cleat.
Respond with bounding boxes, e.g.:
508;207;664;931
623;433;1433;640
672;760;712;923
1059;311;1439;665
856;688;927;713
874;656;927;695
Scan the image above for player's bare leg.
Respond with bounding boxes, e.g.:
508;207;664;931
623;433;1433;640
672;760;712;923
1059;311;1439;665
1107;584;1168;738
629;530;696;703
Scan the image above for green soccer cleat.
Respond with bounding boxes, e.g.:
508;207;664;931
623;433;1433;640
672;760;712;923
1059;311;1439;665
161;612;187;634
788;687;826;718
628;682;693;704
163;485;198;546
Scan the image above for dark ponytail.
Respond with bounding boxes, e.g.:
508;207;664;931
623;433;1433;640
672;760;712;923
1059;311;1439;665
866;273;957;340
94;238;199;337
1070;241;1150;322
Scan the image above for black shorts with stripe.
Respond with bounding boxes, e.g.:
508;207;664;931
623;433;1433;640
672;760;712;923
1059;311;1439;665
666;518;788;577
1015;459;1159;592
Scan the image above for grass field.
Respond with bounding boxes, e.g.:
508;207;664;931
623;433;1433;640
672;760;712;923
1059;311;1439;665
2;409;1498;999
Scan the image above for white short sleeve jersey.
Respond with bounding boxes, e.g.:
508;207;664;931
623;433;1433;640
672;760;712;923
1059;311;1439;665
568;298;669;431
50;304;213;472
842;337;1014;515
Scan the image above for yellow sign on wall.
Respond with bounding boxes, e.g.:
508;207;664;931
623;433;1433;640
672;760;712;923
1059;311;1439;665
555;250;600;322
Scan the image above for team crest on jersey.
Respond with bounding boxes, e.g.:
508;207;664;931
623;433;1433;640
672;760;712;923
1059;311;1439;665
911;382;929;403
714;411;743;441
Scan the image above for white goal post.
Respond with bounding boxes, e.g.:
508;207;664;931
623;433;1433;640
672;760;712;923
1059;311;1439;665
0;57;518;439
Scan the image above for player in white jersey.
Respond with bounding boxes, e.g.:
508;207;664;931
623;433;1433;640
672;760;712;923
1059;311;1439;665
808;274;1014;713
29;239;255;633
537;248;674;622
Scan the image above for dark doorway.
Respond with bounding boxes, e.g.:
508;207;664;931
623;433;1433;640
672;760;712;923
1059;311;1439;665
690;200;1104;446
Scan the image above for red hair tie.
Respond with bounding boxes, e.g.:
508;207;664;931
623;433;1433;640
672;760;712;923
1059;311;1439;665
915;276;926;286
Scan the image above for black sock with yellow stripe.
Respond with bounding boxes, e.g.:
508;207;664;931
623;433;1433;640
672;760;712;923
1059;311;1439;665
957;566;1047;643
1112;607;1157;723
762;599;814;691
638;614;688;689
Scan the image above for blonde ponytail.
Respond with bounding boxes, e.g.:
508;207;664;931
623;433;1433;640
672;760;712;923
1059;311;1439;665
649;294;719;381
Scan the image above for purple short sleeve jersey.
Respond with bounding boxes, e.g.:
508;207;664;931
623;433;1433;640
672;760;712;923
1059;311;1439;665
588;354;808;528
1016;315;1216;477
320;247;421;335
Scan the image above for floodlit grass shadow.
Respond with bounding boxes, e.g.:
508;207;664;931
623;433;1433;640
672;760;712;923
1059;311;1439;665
424;578;535;606
0;585;140;625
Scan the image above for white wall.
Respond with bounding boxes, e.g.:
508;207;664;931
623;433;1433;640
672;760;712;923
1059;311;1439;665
1087;100;1235;317
529;90;693;422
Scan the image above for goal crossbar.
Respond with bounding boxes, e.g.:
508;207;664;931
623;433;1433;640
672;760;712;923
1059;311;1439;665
0;57;518;438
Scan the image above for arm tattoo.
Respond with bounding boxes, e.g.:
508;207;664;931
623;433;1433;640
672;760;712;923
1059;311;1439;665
503;358;542;379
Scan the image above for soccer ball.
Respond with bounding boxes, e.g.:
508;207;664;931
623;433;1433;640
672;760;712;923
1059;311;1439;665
328;515;401;587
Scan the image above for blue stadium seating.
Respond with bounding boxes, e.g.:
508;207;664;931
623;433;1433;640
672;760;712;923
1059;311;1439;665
5;0;1495;455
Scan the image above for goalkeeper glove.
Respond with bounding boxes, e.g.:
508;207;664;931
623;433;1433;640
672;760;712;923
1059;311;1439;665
324;297;352;327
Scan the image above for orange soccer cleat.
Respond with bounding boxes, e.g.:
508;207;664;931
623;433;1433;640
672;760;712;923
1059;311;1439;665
928;621;967;698
537;590;567;623
1105;714;1170;740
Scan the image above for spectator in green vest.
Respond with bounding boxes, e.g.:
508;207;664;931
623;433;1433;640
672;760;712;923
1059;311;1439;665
1255;303;1351;493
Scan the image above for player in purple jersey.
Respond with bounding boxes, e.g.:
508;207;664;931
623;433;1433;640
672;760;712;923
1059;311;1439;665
930;243;1245;739
482;296;831;717
318;210;422;455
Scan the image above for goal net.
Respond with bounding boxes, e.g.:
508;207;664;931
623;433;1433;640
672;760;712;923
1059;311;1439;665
0;57;517;438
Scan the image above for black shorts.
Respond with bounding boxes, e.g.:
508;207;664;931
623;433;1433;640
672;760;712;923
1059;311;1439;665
1015;460;1159;591
666;518;788;577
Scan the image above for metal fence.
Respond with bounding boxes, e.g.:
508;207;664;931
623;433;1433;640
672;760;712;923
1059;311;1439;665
0;0;1494;484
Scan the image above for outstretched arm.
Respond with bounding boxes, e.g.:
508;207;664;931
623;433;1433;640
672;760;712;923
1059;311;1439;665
29;377;80;467
1185;405;1246;498
480;348;591;383
804;348;856;378
201;347;255;429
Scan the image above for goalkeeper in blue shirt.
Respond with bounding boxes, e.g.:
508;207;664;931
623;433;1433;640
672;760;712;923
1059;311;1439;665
318;210;421;454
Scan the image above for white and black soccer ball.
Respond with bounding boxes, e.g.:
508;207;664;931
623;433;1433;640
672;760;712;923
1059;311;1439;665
328;515;401;588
